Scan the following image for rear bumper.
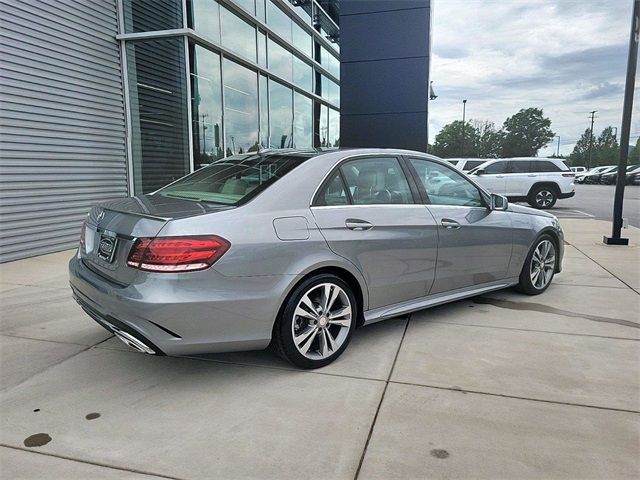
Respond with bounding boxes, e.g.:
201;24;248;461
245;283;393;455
558;191;575;199
69;254;298;355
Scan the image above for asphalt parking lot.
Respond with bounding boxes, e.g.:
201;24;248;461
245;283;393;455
531;184;640;227
1;218;639;479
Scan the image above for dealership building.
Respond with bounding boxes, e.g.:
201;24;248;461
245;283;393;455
0;0;431;262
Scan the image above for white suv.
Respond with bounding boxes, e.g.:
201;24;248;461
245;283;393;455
469;157;575;209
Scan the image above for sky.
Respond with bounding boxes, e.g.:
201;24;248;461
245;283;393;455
428;0;639;156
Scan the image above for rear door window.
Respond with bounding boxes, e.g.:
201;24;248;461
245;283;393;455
509;161;531;173
530;161;562;173
339;157;414;205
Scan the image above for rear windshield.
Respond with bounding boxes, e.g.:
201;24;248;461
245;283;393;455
156;153;312;205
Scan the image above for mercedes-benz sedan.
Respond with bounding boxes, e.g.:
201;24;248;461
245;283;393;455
69;149;564;368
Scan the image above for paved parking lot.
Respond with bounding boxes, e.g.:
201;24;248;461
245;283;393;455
531;184;640;227
1;218;639;479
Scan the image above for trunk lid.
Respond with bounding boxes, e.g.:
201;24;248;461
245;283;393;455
81;195;231;285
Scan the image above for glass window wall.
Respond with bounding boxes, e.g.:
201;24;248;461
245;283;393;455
223;59;259;154
328;108;340;147
292;55;312;91
190;45;224;168
126;38;189;194
220;5;257;61
259;74;269;148
124;0;183;33
293;92;312;148
269;80;293;149
267;0;292;42
190;0;221;42
268;38;293;81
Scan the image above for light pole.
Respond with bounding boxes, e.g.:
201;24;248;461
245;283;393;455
461;99;467;157
587;110;597;169
555;135;561;157
604;0;638;246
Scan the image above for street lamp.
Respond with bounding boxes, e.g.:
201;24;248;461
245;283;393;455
555;135;561;157
461;99;467;157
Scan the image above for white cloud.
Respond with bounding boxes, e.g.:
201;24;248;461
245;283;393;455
428;0;637;155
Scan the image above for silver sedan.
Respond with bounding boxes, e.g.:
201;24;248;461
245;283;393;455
69;149;564;368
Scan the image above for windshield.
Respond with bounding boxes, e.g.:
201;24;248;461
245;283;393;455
156;153;313;205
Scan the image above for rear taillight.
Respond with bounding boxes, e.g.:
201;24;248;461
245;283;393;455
127;236;230;273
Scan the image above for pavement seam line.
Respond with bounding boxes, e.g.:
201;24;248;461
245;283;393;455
0;444;187;480
96;344;387;384
0;332;110;348
354;315;411;480
1;345;93;394
389;381;640;414
430;321;640;341
2;336;114;394
567;241;639;294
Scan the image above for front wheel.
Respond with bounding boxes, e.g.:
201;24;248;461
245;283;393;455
272;274;357;369
528;185;557;209
516;235;557;295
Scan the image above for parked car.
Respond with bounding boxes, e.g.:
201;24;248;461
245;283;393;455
447;158;489;172
600;165;640;185
581;165;616;184
69;149;564;368
570;166;587;173
468;157;575;209
627;166;640;185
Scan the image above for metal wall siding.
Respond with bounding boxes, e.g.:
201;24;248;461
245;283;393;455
0;0;127;262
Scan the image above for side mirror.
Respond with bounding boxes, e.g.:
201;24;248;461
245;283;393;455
490;193;508;211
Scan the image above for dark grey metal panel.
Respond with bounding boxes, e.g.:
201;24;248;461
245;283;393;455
339;0;431;151
341;112;428;151
340;58;429;115
0;0;127;262
341;0;427;16
339;8;430;62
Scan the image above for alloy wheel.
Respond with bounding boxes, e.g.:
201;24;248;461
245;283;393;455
291;283;352;360
535;190;554;208
530;239;555;289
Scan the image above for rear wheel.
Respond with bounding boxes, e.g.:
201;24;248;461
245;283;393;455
273;274;357;369
528;185;557;209
516;235;557;295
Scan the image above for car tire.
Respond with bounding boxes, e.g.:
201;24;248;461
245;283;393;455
527;185;558;209
272;274;357;369
516;235;557;295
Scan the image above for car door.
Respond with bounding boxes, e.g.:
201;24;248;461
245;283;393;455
311;155;438;310
473;160;508;193
504;160;532;196
406;157;513;294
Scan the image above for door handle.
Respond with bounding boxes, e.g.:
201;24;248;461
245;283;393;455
496;175;505;178
441;219;461;229
528;174;536;177
345;219;373;231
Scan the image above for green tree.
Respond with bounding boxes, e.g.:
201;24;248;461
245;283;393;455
569;126;620;167
501;108;555;157
568;129;591;166
432;120;480;158
594;126;619;166
472;120;503;158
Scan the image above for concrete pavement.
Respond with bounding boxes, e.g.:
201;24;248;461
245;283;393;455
0;219;638;479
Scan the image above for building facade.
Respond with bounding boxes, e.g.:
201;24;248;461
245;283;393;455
0;0;340;261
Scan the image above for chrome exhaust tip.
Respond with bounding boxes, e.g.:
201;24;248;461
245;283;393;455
112;329;156;354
